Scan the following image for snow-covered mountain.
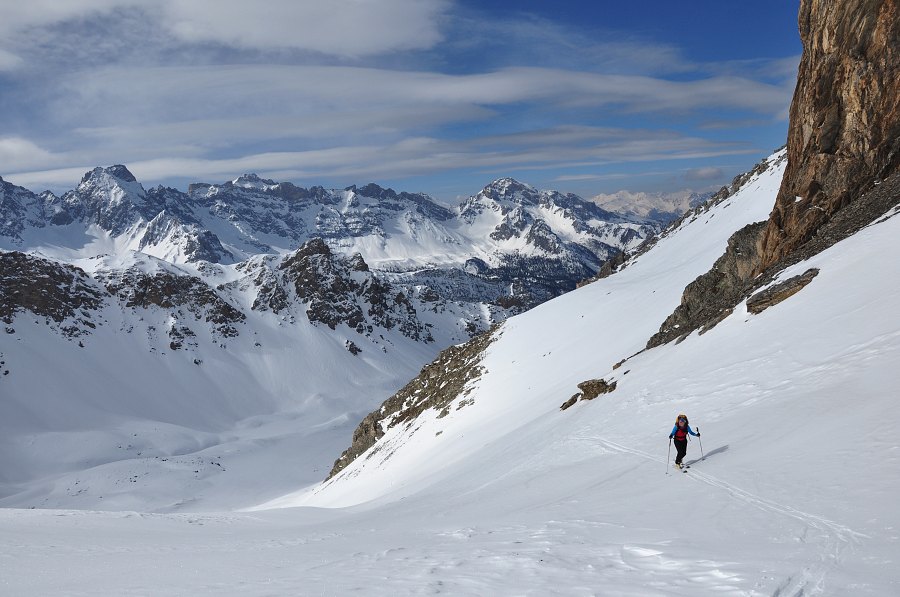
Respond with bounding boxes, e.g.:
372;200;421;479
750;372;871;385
2;168;656;312
278;148;791;499
591;188;714;224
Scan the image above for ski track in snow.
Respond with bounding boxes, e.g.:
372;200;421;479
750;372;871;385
588;436;867;596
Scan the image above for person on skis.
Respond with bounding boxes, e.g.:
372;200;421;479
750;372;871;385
669;414;699;469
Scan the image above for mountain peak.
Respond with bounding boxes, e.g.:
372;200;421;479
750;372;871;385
483;177;533;194
81;165;138;185
232;173;277;189
351;183;397;200
478;177;539;205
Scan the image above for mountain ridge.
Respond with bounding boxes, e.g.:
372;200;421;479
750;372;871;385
2;167;660;312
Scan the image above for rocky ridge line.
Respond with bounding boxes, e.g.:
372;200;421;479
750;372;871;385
327;325;499;479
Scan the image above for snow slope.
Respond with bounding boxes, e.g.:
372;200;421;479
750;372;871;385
286;149;790;508
270;148;897;594
2;148;898;595
0;277;441;512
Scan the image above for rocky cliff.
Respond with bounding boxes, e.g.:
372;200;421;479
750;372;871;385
758;0;900;269
648;0;900;347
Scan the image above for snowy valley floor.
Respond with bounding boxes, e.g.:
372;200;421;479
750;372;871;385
1;415;896;596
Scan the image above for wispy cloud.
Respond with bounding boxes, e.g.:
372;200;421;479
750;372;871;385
0;1;798;196
444;11;696;76
0;0;450;58
0;137;61;171
6;127;757;191
684;166;725;181
165;0;448;57
35;63;790;150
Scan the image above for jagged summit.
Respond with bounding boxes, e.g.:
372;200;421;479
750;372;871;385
347;182;394;197
232;173;277;188
81;164;138;184
478;177;538;203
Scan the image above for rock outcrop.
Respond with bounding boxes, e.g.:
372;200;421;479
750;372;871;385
758;0;900;270
647;221;767;347
251;238;434;342
648;0;900;347
560;378;617;410
102;268;246;339
0;252;105;337
746;268;820;315
327;326;498;479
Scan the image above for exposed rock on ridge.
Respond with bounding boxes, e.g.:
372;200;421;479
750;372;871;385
278;239;433;342
102;268;246;339
327;326;498;479
0;252;105;336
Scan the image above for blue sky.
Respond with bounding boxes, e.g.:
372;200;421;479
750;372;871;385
0;0;801;201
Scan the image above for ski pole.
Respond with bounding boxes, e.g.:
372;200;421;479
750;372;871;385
697;426;704;461
666;438;671;474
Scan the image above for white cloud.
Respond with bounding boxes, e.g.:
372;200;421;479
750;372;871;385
0;0;143;36
684;166;725;181
0;137;59;171
162;0;448;57
0;0;448;58
5;128;758;193
450;13;695;76
3;166;95;190
54;64;792;140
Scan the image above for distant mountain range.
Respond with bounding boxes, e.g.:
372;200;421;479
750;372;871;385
1;167;659;316
591;189;715;224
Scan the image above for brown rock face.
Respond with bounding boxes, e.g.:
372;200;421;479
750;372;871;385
0;252;105;333
758;0;900;270
576;378;617;401
647;221;768;348
647;0;900;348
746;268;820;314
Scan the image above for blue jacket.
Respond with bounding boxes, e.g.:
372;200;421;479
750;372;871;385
670;424;698;439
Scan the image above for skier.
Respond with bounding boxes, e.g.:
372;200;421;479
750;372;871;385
668;413;699;469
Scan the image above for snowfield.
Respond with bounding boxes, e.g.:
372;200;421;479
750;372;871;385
2;150;899;595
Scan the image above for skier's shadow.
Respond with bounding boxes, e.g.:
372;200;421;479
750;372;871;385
686;444;729;466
